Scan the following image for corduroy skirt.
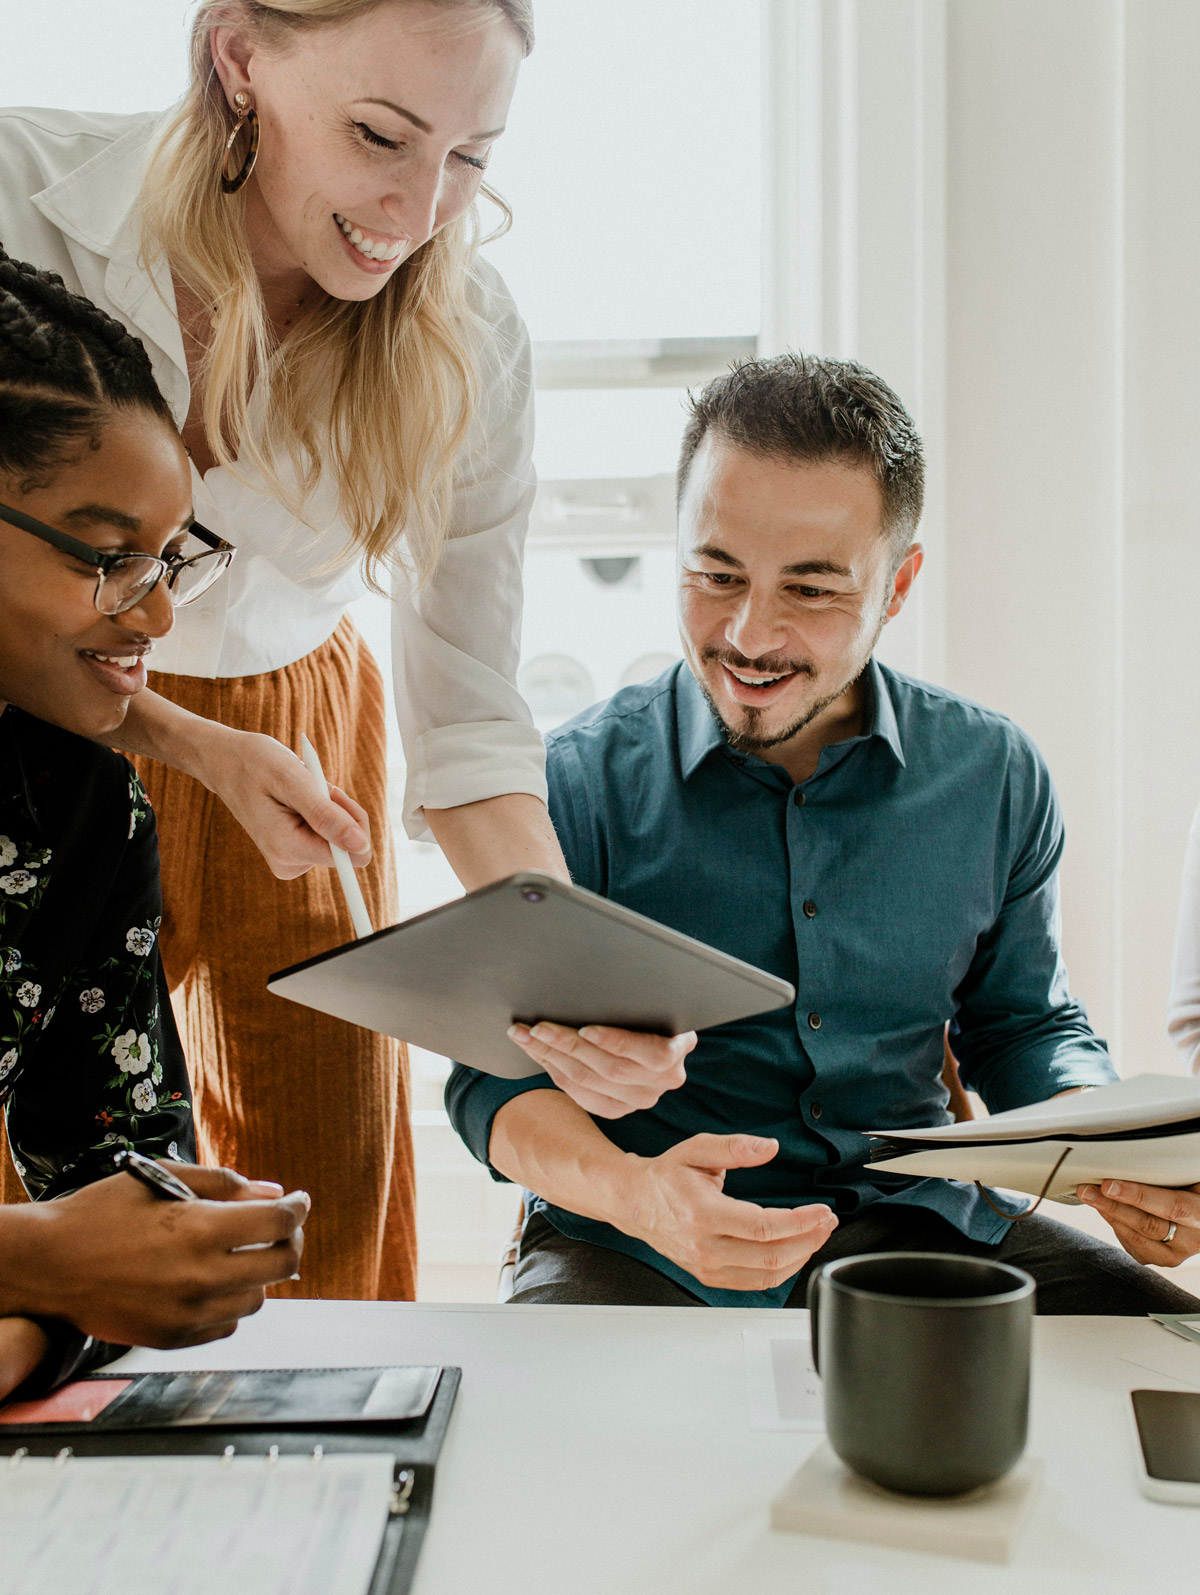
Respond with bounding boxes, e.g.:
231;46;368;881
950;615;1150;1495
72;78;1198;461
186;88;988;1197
136;619;415;1301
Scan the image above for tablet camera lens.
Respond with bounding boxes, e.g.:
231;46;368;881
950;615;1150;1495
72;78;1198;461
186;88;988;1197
521;889;545;904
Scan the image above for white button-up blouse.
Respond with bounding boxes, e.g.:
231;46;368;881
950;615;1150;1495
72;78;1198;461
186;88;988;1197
0;106;545;838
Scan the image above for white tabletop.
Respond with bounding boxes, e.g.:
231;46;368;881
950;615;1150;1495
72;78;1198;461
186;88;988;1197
116;1302;1200;1595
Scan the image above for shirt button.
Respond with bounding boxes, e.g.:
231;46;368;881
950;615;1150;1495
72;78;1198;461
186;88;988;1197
808;1012;822;1030
803;900;818;918
810;1101;823;1119
795;790;807;806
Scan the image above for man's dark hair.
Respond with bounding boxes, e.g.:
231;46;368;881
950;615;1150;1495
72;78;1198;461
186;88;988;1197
677;352;925;551
0;244;174;488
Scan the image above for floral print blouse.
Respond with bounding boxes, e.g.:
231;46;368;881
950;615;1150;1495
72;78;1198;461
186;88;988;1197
0;707;195;1200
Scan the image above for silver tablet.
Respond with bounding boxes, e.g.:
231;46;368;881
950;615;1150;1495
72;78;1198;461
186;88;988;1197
267;871;795;1079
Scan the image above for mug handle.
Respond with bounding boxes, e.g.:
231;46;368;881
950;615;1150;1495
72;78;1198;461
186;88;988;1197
806;1266;825;1374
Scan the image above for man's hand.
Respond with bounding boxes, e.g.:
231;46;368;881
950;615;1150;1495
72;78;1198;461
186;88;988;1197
508;1022;695;1117
199;726;371;881
617;1133;837;1290
7;1164;309;1349
1077;1179;1200;1266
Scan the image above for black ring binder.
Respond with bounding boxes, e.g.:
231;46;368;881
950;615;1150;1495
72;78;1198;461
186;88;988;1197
1;1367;460;1595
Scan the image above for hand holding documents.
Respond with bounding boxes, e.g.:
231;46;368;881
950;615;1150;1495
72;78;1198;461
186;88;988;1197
867;1074;1200;1201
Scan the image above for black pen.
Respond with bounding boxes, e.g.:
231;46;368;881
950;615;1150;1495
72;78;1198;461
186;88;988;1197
113;1147;198;1203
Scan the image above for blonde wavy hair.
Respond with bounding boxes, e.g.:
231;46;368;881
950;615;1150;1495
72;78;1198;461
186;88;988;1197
140;0;534;587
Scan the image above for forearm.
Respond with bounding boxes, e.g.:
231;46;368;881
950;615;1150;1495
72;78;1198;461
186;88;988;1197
105;688;232;785
489;1090;639;1227
426;793;570;891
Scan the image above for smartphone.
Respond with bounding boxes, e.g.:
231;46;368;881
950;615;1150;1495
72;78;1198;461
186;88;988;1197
1131;1389;1200;1504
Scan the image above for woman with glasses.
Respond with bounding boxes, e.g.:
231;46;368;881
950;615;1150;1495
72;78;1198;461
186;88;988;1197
0;249;308;1404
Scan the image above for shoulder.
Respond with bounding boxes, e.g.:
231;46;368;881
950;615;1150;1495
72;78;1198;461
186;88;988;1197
0;108;155;276
3;713;142;837
881;664;1056;817
465;253;524;338
463;254;530;402
884;665;1045;759
0;107;152;185
450;254;533;493
546;668;679;781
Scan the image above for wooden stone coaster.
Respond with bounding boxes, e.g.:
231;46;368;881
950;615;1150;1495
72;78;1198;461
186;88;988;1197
770;1442;1043;1563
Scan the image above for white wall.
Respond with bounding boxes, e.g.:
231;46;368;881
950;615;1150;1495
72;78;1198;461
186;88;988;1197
766;0;1199;1076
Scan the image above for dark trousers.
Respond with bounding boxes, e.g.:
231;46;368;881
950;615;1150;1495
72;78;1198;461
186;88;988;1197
509;1204;1200;1314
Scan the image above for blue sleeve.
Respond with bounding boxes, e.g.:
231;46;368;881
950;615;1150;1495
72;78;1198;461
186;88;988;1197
444;733;594;1176
950;745;1117;1112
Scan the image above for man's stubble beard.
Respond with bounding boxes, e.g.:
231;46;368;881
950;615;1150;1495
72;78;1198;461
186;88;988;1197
696;608;888;756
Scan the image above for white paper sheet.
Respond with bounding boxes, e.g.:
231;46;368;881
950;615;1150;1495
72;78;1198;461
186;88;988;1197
743;1331;824;1431
0;1452;395;1595
869;1072;1200;1145
871;1130;1200;1200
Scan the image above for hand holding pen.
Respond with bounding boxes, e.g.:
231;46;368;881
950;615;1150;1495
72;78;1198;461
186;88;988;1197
2;1157;309;1351
300;735;374;939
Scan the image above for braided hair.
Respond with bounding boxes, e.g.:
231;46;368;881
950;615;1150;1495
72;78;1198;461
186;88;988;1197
0;245;174;487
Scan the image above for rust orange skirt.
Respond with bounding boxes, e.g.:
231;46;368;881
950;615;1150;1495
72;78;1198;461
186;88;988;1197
133;618;415;1301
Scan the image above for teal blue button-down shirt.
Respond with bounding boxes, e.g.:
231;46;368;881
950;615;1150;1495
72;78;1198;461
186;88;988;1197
446;660;1116;1307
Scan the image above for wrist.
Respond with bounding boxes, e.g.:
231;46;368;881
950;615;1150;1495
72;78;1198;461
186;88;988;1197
181;716;248;793
119;692;241;789
605;1152;654;1236
0;1317;53;1403
0;1205;61;1319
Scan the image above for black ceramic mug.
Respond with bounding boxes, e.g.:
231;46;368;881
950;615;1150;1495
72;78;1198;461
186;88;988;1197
807;1251;1035;1496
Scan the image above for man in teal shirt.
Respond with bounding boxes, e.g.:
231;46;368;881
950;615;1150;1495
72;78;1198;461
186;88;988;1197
447;353;1200;1312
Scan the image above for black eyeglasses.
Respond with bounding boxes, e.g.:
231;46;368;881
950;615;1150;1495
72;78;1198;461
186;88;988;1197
0;501;235;617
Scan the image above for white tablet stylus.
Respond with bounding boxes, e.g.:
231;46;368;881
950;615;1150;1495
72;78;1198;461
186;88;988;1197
300;734;374;940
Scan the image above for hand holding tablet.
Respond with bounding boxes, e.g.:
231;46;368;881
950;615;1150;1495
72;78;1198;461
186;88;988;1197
505;1019;697;1119
269;872;794;1084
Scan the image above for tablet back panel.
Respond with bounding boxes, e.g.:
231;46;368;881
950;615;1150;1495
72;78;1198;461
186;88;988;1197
268;872;795;1079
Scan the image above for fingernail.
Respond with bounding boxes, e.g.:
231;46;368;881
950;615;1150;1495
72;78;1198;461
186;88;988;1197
507;1024;530;1042
1103;1181;1123;1198
1078;1185;1099;1201
579;1026;601;1042
751;1136;776;1152
532;1023;556;1041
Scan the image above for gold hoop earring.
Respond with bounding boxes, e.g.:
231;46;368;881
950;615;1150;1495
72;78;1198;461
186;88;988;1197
220;92;260;195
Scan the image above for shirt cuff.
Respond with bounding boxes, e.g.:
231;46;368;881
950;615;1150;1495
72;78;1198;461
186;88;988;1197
970;1048;1118;1116
402;721;549;841
444;1062;558;1179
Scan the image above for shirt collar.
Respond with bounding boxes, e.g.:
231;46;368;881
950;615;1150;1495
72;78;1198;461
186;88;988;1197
30;113;188;382
675;654;906;782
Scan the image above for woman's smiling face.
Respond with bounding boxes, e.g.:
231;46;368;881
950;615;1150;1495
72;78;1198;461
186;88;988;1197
212;1;524;300
0;410;193;739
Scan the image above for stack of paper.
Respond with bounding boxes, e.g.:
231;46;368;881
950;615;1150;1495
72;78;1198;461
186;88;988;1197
867;1074;1200;1201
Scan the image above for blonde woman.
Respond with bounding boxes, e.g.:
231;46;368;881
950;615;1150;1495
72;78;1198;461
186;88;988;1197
0;0;690;1299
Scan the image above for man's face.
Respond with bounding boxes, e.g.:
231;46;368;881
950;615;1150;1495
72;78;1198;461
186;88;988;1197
676;436;921;756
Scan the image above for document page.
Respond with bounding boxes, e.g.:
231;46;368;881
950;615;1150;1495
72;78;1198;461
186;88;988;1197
743;1331;824;1431
869;1073;1200;1145
0;1451;395;1595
